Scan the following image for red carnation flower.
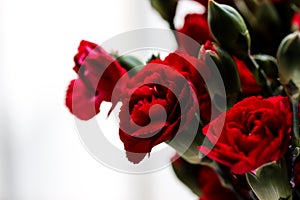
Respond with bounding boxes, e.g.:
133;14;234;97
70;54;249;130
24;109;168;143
119;62;198;163
66;40;127;120
199;96;292;174
119;51;209;163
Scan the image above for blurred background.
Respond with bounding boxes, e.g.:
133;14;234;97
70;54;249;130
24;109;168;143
0;0;204;199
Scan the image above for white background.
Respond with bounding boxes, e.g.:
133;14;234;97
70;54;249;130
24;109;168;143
0;0;202;199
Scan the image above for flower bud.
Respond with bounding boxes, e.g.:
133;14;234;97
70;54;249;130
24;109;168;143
234;0;280;34
254;54;278;80
208;0;251;58
199;41;241;109
277;31;300;94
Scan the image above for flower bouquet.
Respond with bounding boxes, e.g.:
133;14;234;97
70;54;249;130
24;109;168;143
65;0;300;199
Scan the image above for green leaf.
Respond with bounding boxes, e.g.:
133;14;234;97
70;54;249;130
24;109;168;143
171;157;202;196
199;43;242;111
246;160;292;200
214;46;242;109
115;55;144;77
150;0;178;28
167;116;203;164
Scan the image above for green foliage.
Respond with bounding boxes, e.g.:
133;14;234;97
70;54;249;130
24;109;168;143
150;0;178;28
208;0;251;58
199;43;242;110
116;55;144;77
171;157;203;196
246;160;292;200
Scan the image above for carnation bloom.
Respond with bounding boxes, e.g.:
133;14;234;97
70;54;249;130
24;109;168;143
118;51;210;163
66;40;127;120
119;62;198;163
199;96;292;174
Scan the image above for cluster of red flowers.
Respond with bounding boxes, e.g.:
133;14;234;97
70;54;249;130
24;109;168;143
66;0;300;199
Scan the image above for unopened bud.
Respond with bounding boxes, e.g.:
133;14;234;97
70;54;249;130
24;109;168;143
277;31;300;96
208;0;250;58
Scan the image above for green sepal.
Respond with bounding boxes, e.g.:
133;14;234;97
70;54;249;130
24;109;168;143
254;54;278;80
277;31;300;91
146;53;161;63
208;0;251;58
213;46;241;109
199;43;242;111
246;160;292;200
253;54;283;95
